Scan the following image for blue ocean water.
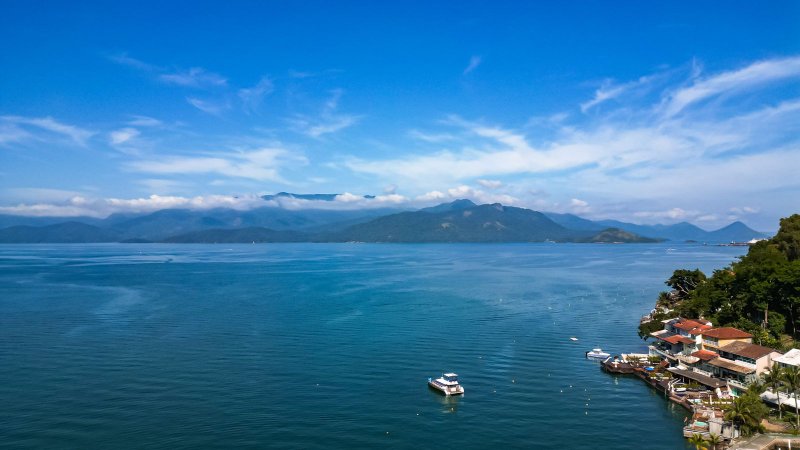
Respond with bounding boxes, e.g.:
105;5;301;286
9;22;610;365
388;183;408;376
0;243;747;449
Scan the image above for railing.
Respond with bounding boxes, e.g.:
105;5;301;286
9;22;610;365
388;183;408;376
727;379;748;391
692;368;713;377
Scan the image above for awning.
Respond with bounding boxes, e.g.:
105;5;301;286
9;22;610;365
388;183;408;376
667;367;727;388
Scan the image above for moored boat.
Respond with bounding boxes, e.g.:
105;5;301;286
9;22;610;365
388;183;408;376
586;348;611;359
428;373;465;396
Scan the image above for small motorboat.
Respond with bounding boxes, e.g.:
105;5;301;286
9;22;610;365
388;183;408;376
585;348;611;359
428;373;465;396
570;337;579;341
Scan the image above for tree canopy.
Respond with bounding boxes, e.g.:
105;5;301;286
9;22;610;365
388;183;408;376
640;214;800;347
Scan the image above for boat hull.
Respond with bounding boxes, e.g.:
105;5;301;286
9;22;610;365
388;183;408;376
428;380;465;396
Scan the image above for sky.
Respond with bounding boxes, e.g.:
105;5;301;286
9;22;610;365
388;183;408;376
1;1;799;230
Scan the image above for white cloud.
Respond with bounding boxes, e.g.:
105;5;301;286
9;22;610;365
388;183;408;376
306;115;360;138
339;55;800;229
5;187;86;203
569;198;591;214
159;67;227;88
463;55;482;75
186;97;228;115
0;122;32;145
661;56;800;117
136;178;192;194
580;73;663;113
416;190;447;201
632;208;694;221
477;179;503;189
408;129;457;143
580;81;629;113
289;89;362;138
414;185;518;206
110;54;228;89
108;53;157;71
127;115;163;127
0;116;94;146
238;77;274;113
128;147;307;182
0;194;270;218
109;127;140;145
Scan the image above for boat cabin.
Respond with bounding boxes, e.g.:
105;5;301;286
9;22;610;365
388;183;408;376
442;373;459;383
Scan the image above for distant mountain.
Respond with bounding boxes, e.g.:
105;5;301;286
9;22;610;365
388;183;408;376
707;221;766;242
544;212;606;231
161;227;307;243
545;212;769;242
0;222;119;243
105;207;401;241
419;199;477;213
261;192;376;202
0;214;106;229
0;198;766;244
325;203;576;242
110;209;228;240
580;228;662;243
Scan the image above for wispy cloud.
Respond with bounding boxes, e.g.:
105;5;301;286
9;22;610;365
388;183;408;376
108;53;157;71
477;179;503;189
463;55;482;75
128;147;307;182
109;127;140;145
159;67;227;88
0;116;95;146
127;115;163;127
289;89;361;138
109;53;227;89
345;55;800;225
238;77;274;113
0;194;268;218
660;56;800;117
186;97;229;116
408;129;457;143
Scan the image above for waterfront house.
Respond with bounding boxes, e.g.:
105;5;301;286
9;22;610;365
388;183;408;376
649;318;713;360
705;342;780;389
699;327;753;352
773;348;800;369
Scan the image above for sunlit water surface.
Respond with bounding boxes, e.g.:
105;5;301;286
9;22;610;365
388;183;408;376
0;243;747;449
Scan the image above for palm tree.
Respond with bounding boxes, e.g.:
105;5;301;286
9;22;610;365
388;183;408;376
783;366;800;429
724;391;768;437
763;365;785;419
687;433;707;450
704;433;723;450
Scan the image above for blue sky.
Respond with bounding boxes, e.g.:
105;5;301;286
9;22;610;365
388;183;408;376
1;1;799;230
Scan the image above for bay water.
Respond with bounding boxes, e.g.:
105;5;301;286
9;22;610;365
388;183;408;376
0;243;747;449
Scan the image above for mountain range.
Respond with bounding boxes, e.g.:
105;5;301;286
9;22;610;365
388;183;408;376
0;195;771;244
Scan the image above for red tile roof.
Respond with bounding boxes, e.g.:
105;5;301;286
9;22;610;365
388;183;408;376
673;319;713;335
701;327;753;339
663;335;696;345
691;350;719;361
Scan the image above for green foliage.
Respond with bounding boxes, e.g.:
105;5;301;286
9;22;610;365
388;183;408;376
763;365;786;419
659;215;800;342
774;214;800;261
704;433;723;450
724;390;769;437
637;310;671;339
666;269;707;300
687;433;707;450
784;366;800;430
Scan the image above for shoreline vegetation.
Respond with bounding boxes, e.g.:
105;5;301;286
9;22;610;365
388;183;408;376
614;214;800;449
639;214;800;351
